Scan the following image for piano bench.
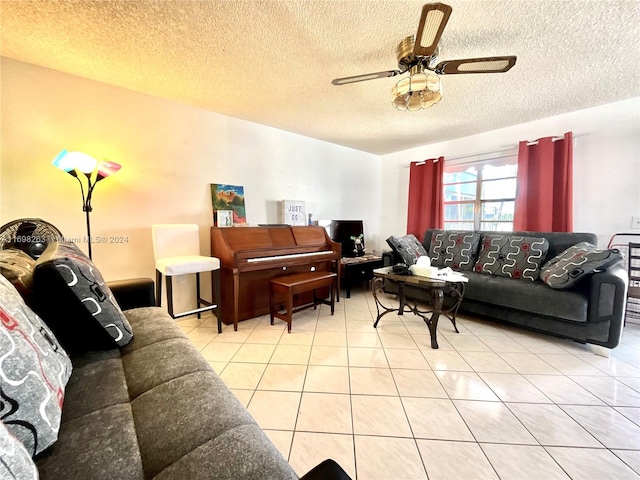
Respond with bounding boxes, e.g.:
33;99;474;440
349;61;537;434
269;271;337;332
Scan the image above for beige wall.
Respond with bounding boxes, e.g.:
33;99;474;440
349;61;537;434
1;58;381;309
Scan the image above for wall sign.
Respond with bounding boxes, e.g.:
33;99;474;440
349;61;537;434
281;200;306;226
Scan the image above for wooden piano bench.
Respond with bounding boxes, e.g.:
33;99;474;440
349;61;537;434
269;271;337;332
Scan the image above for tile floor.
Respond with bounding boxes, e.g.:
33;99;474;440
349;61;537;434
179;287;640;479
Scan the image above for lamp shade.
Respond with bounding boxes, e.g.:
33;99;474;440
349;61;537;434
96;161;122;181
53;150;98;174
52;149;75;172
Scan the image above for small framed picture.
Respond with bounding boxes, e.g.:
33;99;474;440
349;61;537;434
215;210;233;227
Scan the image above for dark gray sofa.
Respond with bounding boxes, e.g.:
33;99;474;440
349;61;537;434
383;230;628;350
33;280;297;479
32;279;348;479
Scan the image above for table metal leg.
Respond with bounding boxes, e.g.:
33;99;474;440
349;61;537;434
373;277;397;327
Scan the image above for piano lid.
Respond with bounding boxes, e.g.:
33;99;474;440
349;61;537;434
212;226;331;252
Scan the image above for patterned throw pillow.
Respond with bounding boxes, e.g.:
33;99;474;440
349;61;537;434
0;249;36;296
474;234;549;281
540;242;623;289
386;235;428;266
0;275;73;456
32;241;133;354
0;421;38;479
428;231;480;271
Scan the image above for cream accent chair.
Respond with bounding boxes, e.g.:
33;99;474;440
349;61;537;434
151;224;221;332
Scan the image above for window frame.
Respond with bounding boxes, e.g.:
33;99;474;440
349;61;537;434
443;161;517;232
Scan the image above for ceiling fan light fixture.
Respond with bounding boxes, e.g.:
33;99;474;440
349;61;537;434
392;66;442;111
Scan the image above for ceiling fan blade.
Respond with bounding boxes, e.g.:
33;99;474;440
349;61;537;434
435;56;517;74
414;2;452;57
331;70;401;86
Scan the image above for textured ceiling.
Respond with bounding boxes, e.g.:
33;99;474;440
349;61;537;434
1;0;639;155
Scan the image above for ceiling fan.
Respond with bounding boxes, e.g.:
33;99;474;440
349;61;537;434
331;2;517;111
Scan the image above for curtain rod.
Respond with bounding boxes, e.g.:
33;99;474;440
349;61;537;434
405;132;587;167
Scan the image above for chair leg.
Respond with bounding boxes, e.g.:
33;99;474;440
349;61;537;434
166;275;175;318
330;281;335;315
155;270;162;307
196;272;202;319
213;269;222;333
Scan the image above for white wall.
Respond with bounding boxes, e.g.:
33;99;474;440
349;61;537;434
380;98;640;248
0;58;381;309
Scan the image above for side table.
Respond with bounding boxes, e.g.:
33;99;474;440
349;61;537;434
340;255;384;298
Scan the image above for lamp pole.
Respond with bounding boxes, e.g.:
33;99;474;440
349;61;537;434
53;150;121;260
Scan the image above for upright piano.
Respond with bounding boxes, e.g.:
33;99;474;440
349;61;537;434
210;226;341;329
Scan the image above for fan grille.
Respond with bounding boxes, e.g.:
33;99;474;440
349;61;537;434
0;218;64;259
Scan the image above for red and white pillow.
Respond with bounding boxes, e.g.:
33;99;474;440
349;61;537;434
0;274;72;456
429;231;481;271
0;421;38;479
474;234;549;281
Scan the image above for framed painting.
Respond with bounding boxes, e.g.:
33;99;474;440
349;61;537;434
211;184;247;226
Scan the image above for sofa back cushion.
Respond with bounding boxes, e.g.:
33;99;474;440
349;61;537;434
386;234;428;266
0;275;72;456
474;234;550;281
540;242;623;289
428;230;480;271
32;242;132;354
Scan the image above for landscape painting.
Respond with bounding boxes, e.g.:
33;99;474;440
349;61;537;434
210;184;247;226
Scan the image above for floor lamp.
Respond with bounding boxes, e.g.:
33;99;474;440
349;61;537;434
53;149;121;260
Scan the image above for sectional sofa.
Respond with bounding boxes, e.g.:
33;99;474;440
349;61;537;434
384;229;628;351
0;239;349;479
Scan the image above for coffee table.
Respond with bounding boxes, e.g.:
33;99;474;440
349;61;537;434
372;266;467;349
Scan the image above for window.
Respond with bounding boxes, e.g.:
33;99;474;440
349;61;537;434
443;162;517;231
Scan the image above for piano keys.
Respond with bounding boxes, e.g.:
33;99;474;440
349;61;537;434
210;226;341;329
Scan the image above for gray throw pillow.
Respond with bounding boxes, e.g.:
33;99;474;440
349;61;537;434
540;242;623;289
0;275;73;456
0;421;38;479
428;230;480;271
33;241;133;354
474;234;549;281
386;234;428;266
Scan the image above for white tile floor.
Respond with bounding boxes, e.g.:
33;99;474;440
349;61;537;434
179;287;640;479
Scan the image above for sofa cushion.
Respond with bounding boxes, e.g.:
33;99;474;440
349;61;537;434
154;424;297;480
122;337;211;399
0;275;73;456
131;370;260;478
35;404;144;480
60;357;129;424
120;307;185;354
474;234;549;281
386;234;428;266
462;271;588;322
540;242;623;289
32;241;132;354
428;230;480;271
0;421;38;479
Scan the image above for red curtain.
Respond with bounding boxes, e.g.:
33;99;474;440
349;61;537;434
407;157;444;241
514;132;573;232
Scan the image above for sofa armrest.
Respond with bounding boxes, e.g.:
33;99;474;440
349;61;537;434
586;263;628;348
108;278;156;311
